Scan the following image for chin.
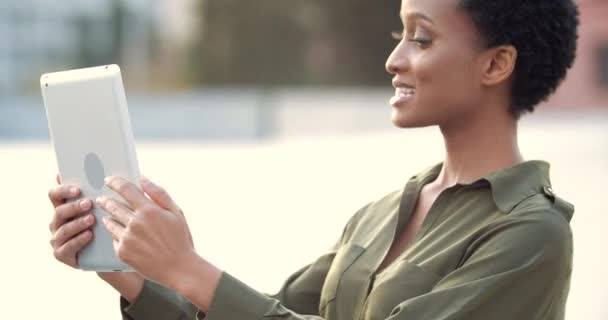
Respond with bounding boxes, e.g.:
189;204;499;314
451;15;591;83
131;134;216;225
390;107;434;129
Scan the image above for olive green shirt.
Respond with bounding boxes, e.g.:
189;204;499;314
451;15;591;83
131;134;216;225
120;160;574;320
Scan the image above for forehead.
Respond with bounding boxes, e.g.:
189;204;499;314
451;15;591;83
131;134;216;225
400;0;480;40
400;0;463;24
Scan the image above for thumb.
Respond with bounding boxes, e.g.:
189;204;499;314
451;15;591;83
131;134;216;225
140;175;182;215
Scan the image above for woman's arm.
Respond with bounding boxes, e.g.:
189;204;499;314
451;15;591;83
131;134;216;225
117;247;341;320
101;176;368;320
97;272;144;303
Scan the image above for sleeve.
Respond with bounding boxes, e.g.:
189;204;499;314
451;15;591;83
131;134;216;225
120;280;199;320
202;213;573;320
119;248;340;320
120;203;371;320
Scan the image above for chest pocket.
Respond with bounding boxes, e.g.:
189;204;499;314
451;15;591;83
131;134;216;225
362;260;442;318
319;244;365;312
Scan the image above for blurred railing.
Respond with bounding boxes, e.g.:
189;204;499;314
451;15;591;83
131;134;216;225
2;88;606;141
0;88;396;141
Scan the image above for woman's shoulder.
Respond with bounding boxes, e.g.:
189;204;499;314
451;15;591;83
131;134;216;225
508;185;575;227
474;191;575;265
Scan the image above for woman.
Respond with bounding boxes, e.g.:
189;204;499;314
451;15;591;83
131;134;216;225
47;0;579;319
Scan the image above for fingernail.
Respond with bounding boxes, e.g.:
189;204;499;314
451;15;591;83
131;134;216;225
85;214;94;224
104;177;111;185
95;197;104;205
80;199;91;210
70;187;78;195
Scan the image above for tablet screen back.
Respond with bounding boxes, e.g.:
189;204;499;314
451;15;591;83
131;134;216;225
41;65;139;271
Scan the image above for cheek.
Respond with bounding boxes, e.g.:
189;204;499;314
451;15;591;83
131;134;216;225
390;44;484;129
413;47;480;112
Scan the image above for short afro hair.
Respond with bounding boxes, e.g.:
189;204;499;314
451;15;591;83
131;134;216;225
459;0;579;118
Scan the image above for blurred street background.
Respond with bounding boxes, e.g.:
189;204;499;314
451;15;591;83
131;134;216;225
0;0;607;319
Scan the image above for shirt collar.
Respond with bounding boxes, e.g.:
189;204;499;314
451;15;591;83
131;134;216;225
412;160;551;214
483;160;551;213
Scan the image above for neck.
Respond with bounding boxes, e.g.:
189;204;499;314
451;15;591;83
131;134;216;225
434;106;524;188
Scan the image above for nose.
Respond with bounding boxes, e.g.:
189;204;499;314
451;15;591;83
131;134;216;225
385;41;409;75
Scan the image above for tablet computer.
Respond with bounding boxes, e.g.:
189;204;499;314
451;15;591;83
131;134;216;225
41;65;139;272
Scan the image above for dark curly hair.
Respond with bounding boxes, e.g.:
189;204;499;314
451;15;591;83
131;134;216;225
459;0;579;118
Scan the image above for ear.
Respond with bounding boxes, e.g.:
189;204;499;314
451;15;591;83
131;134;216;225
480;45;517;86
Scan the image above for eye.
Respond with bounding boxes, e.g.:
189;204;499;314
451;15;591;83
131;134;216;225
391;30;432;48
408;29;432;48
408;37;432;48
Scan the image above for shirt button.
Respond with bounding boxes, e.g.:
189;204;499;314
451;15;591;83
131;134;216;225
543;186;555;196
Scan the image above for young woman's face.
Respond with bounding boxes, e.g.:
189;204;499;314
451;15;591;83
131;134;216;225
386;0;489;129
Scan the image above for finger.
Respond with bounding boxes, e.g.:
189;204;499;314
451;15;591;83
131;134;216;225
55;230;93;268
50;198;92;233
52;214;95;247
141;175;182;215
96;196;133;226
103;216;126;241
104;176;149;210
111;238;131;265
56;173;61;185
48;184;80;208
112;239;120;258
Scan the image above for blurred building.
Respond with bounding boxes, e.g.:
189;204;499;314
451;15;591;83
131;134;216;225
2;0;606;111
0;0;159;96
547;0;608;109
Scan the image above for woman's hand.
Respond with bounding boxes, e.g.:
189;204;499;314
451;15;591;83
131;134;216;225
48;174;95;268
97;175;197;290
48;175;146;303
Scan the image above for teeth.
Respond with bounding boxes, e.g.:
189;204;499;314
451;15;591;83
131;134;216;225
396;87;415;96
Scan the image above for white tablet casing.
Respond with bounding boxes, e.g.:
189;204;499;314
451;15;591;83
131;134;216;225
41;65;140;272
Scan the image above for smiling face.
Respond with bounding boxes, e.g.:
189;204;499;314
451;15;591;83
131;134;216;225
386;0;496;129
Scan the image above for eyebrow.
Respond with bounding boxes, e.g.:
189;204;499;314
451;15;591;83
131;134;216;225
400;11;435;25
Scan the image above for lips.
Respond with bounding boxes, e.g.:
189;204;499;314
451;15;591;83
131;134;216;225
390;84;416;106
